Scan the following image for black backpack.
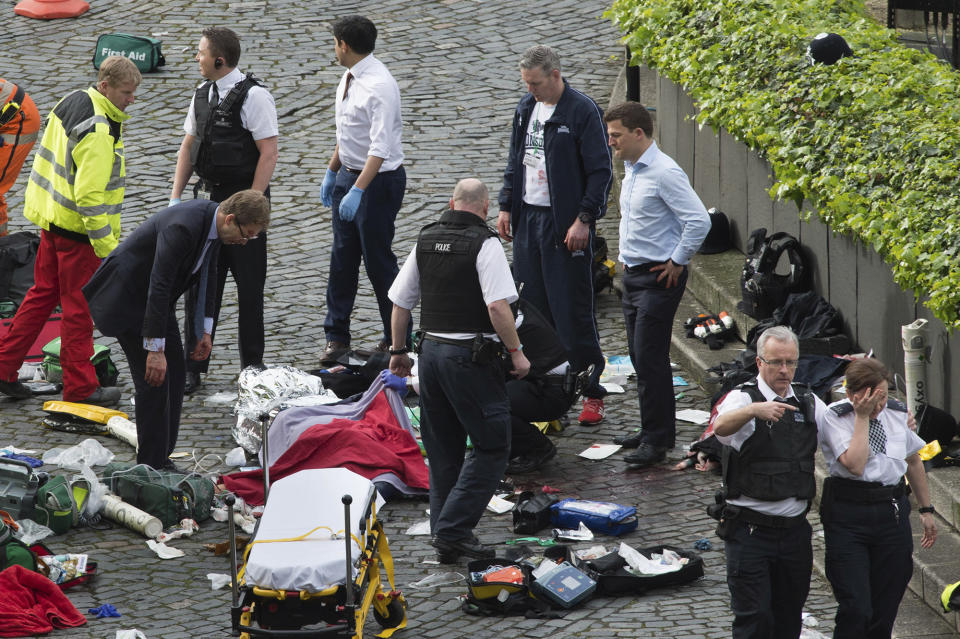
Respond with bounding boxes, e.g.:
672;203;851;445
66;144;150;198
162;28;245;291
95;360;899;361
738;229;809;320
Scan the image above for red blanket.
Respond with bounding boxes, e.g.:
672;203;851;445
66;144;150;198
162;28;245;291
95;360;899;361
0;565;86;637
224;391;428;505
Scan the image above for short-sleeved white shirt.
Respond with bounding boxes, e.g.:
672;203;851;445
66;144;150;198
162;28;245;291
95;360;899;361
183;68;278;141
819;400;925;485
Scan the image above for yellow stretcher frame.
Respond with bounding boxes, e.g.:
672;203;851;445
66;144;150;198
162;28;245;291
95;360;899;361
229;492;407;639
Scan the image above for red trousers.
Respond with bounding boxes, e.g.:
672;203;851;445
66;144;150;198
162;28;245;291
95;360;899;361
0;91;40;235
0;230;100;400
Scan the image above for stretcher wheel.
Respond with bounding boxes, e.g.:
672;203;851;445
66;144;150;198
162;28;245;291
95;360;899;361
373;598;405;628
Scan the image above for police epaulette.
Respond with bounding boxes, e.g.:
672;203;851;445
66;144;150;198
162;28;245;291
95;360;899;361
886;398;908;412
829;400;854;416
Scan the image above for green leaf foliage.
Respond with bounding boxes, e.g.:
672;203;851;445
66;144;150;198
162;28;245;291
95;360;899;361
607;0;960;328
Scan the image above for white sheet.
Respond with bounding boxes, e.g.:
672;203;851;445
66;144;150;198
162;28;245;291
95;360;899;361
245;468;385;592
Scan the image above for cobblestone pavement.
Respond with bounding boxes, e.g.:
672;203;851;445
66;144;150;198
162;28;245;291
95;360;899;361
2;1;839;637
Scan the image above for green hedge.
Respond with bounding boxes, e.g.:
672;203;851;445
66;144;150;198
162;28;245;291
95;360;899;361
607;0;960;328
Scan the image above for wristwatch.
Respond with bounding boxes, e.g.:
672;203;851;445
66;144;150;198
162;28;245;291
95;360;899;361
388;347;409;356
577;211;593;225
918;505;935;514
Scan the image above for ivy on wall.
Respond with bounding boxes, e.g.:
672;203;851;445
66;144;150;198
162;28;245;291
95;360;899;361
607;0;960;327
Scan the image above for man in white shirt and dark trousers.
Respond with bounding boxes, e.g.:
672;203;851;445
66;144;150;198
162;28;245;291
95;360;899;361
169;26;279;394
497;45;612;427
712;326;828;638
388;179;530;563
604;101;710;466
321;15;406;360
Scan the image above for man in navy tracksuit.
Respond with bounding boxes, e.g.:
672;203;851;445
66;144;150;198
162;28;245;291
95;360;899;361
497;45;612;426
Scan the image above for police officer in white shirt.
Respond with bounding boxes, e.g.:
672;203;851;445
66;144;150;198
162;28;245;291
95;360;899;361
320;15;406;361
819;357;936;638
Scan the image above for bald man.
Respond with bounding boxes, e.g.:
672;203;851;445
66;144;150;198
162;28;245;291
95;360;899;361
388;178;530;563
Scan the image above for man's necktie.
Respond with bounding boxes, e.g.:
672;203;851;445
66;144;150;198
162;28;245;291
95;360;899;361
342;72;353;101
868;418;887;455
209;82;220;110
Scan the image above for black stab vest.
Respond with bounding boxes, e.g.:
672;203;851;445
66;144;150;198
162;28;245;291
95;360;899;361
516;299;569;377
190;75;263;185
416;210;497;333
722;383;818;501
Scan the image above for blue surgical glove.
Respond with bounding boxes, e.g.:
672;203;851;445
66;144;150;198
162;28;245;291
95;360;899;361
338;185;364;222
380;369;408;396
320;169;337;207
168;198;181;208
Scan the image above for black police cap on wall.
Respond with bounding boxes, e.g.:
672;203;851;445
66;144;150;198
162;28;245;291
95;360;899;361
807;32;853;65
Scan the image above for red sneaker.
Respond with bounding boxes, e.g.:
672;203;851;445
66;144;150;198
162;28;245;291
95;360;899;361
578;397;605;425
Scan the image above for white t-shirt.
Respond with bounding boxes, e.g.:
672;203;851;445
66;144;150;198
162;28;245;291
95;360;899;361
521;102;556;207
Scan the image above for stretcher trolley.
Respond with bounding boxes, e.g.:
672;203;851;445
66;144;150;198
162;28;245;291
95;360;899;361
226;468;407;638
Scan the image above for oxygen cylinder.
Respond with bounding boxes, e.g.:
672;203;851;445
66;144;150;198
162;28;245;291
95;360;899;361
901;319;930;417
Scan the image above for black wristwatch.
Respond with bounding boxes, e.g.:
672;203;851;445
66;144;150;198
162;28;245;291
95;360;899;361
577;211;594;225
919;505;935;514
388;347;409;356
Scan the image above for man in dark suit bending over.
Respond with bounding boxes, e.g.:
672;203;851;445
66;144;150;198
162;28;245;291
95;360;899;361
83;190;270;469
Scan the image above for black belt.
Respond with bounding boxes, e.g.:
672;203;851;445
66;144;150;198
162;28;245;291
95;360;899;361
47;223;90;245
624;262;660;274
342;166;362;175
521;203;551;212
824;476;906;502
736;506;808;529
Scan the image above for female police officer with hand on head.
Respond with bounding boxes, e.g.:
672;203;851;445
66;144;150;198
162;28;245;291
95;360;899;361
819;358;936;638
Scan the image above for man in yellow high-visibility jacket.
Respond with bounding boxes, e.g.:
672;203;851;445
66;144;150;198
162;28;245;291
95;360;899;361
0;56;141;405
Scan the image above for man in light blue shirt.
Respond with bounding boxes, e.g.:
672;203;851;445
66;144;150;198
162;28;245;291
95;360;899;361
604;102;710;467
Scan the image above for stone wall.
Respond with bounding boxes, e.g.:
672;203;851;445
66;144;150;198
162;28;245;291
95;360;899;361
656;74;958;414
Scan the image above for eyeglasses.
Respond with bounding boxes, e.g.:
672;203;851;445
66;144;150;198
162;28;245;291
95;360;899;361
233;218;258;241
759;356;799;369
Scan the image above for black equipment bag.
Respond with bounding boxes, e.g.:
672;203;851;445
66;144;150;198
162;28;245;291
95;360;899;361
738;228;809;320
583;545;704;595
0;231;39;310
512;491;559;534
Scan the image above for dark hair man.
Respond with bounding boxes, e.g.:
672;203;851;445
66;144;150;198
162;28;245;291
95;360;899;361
169;26;279;394
604;101;711;467
0;56;141;405
497;45;612;427
388;178;529;563
84;190;270;470
320;15;406;361
712;326;828;638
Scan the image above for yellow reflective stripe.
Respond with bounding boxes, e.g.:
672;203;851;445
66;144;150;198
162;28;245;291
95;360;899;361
29;167;80;213
68;114;110;141
35;145;75;185
78;202;121;217
87;223;113;240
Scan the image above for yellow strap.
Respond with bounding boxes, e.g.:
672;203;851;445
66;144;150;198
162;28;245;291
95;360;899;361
238;525;363;586
373;522;407;638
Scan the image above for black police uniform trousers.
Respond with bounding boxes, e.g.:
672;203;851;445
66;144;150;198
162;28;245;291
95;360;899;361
184;182;267;373
116;311;185;469
725;517;812;639
824;493;913;639
417;339;510;542
621;262;687;449
507;375;571;457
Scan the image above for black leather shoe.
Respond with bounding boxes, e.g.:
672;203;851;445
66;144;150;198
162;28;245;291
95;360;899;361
184;371;201;395
431;535;495;563
506;441;557;474
0;379;32;399
624;443;668;467
613;431;643;448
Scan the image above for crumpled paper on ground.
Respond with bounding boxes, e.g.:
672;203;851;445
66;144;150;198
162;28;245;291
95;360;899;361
145;540;185;559
207;573;232;590
116;631;147;639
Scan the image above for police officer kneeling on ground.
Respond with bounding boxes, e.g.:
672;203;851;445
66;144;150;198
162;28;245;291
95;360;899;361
388;178;530;563
710;326;828;638
504;297;581;474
